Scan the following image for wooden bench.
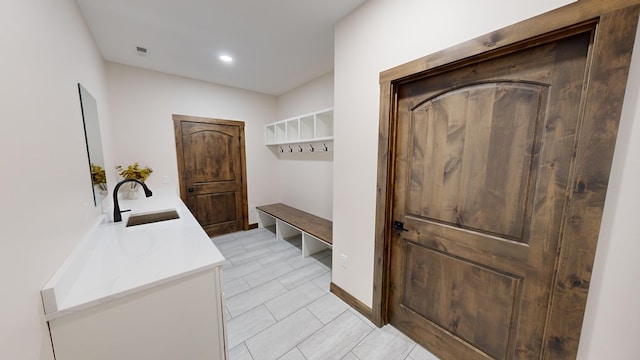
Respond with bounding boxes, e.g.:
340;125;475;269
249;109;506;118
256;203;332;257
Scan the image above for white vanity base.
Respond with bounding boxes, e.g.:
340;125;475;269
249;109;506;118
49;268;226;360
41;190;227;359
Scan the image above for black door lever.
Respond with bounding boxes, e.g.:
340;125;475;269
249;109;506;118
393;221;409;231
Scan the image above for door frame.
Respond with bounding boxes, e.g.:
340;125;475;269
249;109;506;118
173;114;249;232
373;1;640;358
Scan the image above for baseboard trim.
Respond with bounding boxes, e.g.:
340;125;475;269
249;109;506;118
330;282;380;327
248;223;258;230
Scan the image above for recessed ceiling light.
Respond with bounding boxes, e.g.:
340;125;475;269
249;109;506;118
219;55;233;63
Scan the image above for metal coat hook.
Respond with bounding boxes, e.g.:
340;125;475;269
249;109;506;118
288;145;293;153
309;144;315;152
323;143;328;152
279;146;284;153
298;145;303;152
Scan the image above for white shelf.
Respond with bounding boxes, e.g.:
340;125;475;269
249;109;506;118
265;124;276;144
286;119;299;142
315;111;333;138
265;108;333;147
276;122;287;143
300;115;315;140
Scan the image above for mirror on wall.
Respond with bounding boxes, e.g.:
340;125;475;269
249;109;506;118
78;83;107;206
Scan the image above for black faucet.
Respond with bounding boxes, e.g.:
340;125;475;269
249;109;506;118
112;179;153;222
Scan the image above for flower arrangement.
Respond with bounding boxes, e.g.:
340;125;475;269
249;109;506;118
90;163;107;191
116;162;153;183
90;164;106;185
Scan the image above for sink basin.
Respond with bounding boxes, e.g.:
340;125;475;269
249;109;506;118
126;209;180;227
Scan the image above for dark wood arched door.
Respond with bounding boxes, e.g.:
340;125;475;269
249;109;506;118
374;2;640;359
389;31;589;359
173;115;248;237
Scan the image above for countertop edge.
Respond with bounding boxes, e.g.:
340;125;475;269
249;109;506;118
44;260;223;321
41;190;226;320
41;214;107;315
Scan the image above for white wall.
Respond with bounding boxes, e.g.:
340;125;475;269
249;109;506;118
105;62;279;224
275;73;334;219
0;1;112;359
332;0;639;358
276;72;334;120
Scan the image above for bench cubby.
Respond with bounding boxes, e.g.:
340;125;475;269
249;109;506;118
256;203;332;257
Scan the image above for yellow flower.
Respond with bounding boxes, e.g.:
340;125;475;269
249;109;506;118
116;162;153;182
90;164;106;185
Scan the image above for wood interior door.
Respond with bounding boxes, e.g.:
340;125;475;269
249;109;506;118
173;115;248;237
388;29;593;359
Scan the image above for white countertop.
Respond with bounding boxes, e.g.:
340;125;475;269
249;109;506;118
41;189;225;321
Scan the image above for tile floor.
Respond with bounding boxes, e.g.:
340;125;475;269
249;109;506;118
212;228;440;360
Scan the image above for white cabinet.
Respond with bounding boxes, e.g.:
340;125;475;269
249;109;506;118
41;191;228;360
265;108;333;147
48;268;227;360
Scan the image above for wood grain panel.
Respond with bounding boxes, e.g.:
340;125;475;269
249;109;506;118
403;242;520;359
190;130;235;183
408;83;545;240
194;192;237;225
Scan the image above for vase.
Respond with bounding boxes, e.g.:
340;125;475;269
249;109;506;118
127;183;139;200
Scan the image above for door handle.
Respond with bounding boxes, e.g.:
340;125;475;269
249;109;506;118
188;188;194;193
393;221;409;231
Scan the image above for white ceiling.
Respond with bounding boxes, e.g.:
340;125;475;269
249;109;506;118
76;0;366;95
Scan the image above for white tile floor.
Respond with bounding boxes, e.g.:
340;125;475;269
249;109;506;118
212;228;440;360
